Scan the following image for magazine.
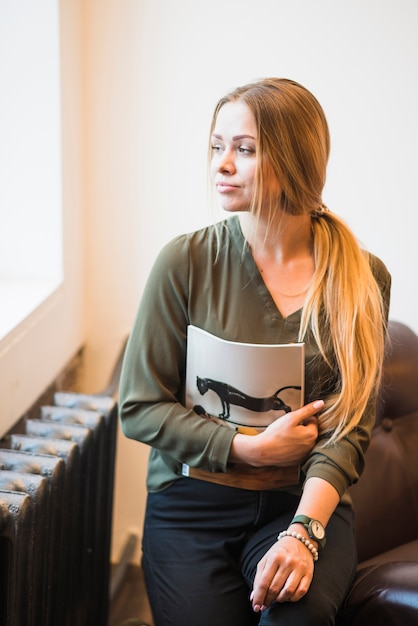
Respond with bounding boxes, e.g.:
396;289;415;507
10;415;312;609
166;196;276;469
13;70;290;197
185;325;305;435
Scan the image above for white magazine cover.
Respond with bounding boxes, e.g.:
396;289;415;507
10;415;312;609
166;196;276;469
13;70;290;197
185;325;305;435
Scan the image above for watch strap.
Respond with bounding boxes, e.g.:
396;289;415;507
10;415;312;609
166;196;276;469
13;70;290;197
291;515;313;527
291;515;312;526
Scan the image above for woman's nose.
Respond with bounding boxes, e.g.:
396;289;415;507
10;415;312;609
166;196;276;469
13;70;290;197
218;149;235;174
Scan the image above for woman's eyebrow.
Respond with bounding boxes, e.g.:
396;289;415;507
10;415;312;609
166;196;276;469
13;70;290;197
211;133;255;141
233;134;255;141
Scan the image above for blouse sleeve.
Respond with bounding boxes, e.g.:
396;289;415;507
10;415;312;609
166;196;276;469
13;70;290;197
119;235;236;474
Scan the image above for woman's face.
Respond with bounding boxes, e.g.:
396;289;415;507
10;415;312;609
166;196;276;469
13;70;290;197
210;100;258;213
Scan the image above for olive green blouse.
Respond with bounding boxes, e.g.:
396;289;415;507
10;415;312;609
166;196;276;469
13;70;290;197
119;216;391;501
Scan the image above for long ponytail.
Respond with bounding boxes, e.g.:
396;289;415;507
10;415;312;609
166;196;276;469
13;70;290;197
300;210;387;444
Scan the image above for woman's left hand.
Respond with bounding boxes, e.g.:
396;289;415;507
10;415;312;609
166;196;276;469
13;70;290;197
250;535;315;612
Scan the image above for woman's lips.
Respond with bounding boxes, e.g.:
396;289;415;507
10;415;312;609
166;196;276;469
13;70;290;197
216;182;240;193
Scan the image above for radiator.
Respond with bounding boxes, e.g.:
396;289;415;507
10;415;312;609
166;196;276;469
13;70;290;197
0;391;118;626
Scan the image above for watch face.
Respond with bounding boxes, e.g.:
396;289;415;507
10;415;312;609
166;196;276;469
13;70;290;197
311;520;325;540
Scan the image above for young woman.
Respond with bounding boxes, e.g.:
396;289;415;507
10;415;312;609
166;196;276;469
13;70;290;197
119;78;391;625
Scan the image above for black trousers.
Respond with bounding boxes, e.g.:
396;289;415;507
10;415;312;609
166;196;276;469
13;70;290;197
142;478;357;626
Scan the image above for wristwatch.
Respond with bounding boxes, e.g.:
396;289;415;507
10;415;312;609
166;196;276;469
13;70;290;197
290;515;327;550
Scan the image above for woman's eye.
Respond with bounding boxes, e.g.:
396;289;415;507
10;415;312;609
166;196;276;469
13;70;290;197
211;144;222;152
238;146;254;154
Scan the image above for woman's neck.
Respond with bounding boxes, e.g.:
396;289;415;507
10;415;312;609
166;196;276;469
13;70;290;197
238;210;313;262
238;211;315;318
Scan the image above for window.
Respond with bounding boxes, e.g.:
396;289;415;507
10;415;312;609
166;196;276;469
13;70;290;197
0;0;85;437
0;0;63;339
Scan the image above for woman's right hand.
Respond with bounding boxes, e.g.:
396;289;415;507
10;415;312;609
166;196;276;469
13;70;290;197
229;400;323;467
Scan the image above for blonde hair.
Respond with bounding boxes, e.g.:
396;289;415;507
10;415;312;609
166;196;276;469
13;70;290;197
209;78;386;445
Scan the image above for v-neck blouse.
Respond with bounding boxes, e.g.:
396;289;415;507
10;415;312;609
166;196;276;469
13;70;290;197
119;216;391;499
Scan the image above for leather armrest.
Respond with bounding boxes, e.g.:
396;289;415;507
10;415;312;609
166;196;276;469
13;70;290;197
336;561;418;626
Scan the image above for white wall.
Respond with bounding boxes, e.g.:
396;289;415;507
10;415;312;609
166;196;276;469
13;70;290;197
82;0;418;563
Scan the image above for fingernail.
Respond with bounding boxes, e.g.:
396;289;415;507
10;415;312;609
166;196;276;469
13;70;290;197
253;604;261;613
313;400;324;409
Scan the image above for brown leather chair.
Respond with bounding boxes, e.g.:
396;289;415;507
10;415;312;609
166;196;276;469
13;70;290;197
336;320;418;624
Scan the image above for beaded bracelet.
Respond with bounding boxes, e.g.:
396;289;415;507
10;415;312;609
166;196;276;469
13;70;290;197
277;530;319;562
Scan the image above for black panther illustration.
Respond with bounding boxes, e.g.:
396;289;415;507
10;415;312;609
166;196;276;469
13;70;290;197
194;376;301;424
